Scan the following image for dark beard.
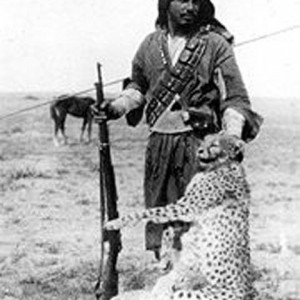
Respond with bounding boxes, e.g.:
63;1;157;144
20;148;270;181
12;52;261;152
174;22;199;36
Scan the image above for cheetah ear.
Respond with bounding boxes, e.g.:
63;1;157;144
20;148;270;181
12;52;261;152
228;141;245;162
233;149;244;162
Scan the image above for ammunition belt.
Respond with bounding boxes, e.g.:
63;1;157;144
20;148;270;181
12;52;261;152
146;27;209;127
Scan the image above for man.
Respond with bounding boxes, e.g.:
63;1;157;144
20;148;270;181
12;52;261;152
100;0;263;259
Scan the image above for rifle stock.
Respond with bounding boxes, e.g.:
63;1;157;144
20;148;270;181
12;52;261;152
94;63;121;300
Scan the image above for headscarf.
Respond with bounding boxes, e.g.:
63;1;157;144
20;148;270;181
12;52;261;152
156;0;230;40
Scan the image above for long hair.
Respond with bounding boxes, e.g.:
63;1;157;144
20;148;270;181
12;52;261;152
156;0;226;31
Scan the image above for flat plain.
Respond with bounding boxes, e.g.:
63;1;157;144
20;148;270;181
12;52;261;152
0;93;299;300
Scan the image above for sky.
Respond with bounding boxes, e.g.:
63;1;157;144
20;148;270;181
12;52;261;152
0;0;299;98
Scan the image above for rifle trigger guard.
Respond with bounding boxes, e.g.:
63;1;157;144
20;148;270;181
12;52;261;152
97;141;109;150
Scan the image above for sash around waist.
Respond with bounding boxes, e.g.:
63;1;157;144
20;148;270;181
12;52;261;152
150;107;192;134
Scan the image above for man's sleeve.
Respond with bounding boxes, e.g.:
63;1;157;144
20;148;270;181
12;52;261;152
214;40;263;142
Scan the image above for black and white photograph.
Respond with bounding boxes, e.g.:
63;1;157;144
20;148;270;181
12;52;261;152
0;1;299;299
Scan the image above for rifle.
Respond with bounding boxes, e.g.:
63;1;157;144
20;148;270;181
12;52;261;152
94;63;121;300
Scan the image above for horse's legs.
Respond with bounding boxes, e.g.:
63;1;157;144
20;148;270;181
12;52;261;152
80;118;88;143
53;122;60;146
59;112;68;144
86;112;93;143
51;106;61;146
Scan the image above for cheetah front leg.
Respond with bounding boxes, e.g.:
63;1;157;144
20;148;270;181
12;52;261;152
151;267;207;300
171;286;248;300
151;271;178;300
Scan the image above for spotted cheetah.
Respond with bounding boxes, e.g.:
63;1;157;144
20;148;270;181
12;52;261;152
106;133;256;300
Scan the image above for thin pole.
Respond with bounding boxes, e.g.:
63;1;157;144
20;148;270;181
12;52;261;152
0;78;125;121
235;25;300;47
0;25;299;122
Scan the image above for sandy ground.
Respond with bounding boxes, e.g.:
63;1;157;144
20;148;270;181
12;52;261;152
0;93;299;300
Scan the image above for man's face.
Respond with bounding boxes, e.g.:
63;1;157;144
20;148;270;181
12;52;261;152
168;0;200;27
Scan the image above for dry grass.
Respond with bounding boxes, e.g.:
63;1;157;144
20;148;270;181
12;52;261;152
0;93;299;299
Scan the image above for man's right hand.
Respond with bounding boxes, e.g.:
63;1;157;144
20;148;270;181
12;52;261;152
91;100;123;120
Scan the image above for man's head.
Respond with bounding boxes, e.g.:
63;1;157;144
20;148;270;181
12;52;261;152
156;0;215;30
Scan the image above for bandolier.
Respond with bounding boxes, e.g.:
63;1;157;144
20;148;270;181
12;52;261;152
145;25;232;129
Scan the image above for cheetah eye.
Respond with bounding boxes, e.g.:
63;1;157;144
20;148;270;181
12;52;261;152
209;143;220;152
210;143;218;149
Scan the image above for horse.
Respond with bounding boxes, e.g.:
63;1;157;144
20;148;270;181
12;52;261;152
50;95;96;146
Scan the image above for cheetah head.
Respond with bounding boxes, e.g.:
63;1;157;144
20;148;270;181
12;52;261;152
196;133;245;171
